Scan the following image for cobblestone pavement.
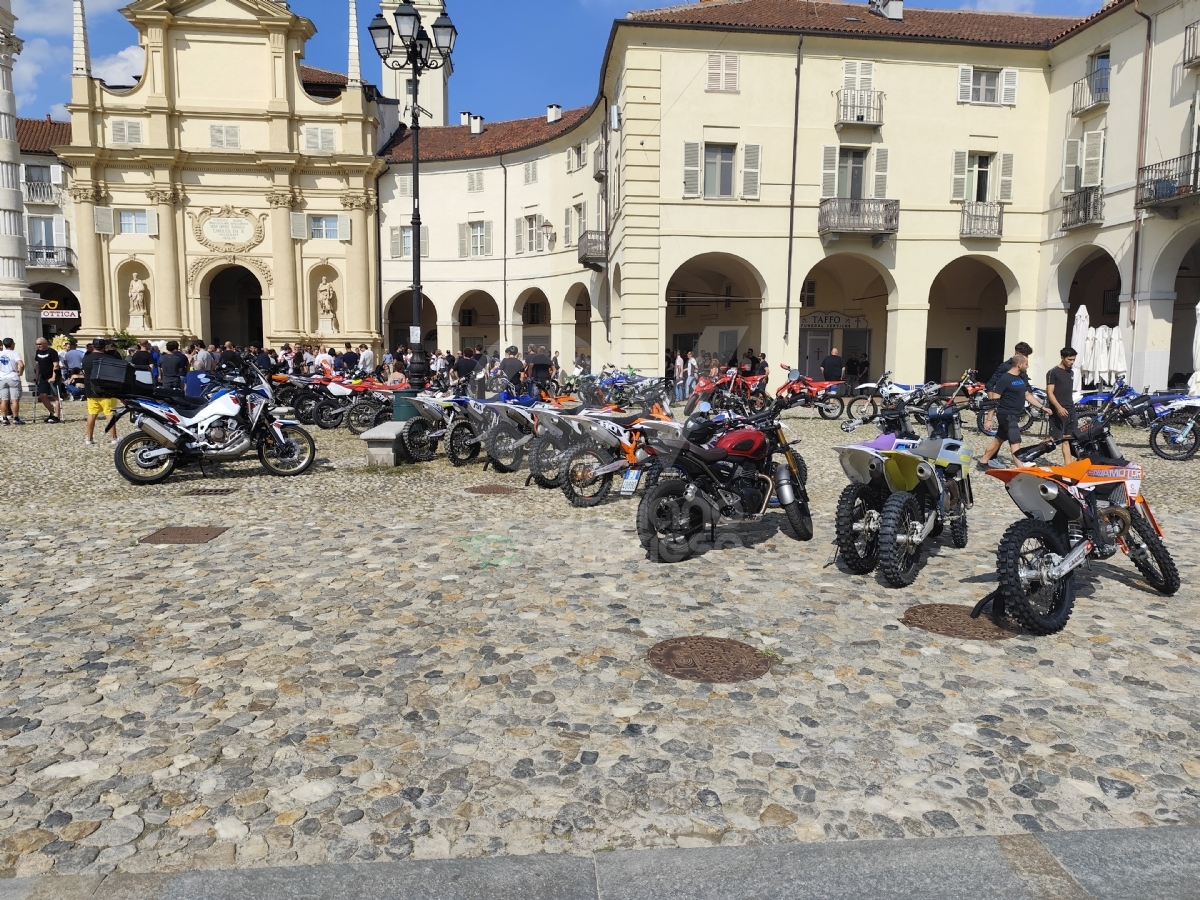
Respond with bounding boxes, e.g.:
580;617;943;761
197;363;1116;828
0;407;1198;879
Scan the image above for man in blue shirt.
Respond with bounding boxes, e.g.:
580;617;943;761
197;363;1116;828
978;353;1049;470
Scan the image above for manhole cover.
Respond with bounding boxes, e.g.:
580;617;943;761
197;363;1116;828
465;484;520;495
185;488;239;497
900;604;1022;641
140;527;229;545
647;636;771;683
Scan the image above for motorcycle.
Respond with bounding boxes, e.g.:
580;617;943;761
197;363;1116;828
775;365;845;419
92;357;316;485
560;398;676;507
1148;397;1200;460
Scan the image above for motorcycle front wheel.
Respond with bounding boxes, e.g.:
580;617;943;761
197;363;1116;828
975;409;998;437
562;446;613;508
835;482;882;574
878;491;924;587
402;417;439;463
346;401;384;435
446;421;481;467
293;392;319;425
783;498;814;541
1149;414;1200;461
528;434;568;489
485;422;524;473
258;424;316;477
114;433;177;485
1125;510;1180;595
747;391;769;413
996;518;1075;635
846;396;877;420
683;392;709;417
313;399;345;430
636;479;705;562
817;396;846;420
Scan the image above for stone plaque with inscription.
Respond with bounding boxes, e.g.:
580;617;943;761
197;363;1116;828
203;217;254;246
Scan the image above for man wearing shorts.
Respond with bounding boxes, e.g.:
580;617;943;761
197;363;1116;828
82;338;120;446
0;337;24;425
33;337;62;423
1046;347;1078;464
977;353;1049;470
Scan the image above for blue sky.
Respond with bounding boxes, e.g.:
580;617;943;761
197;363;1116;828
13;0;1101;124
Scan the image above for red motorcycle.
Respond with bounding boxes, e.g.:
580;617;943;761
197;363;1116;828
684;367;770;416
775;365;845;419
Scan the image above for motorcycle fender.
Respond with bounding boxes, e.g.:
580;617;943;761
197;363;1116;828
1136;498;1164;537
774;463;796;506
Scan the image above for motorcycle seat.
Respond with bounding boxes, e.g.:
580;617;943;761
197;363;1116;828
655;436;727;462
153;389;209;409
598;412;642;428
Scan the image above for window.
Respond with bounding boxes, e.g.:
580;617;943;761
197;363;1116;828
576;203;586;240
119;210;148;234
24;165;50;184
467;171;484;193
566;141;588;172
957;66;1018;106
968;154;991;202
704;144;735;199
972;69;999;104
706;54;739;93
526;216;536;251
309;215;339;240
457;221;491;257
460;307;476;327
526;302;546;325
209;124;241;149
470;222;486;257
111;120;143;145
838;149;866;199
304;126;336;153
1090;52;1110;93
523;160;538;185
800;280;817;308
28;216;53;247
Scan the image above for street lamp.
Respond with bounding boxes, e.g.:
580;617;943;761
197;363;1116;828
370;1;457;391
540;219;555;249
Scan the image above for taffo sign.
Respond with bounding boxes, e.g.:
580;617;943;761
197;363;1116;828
797;310;868;330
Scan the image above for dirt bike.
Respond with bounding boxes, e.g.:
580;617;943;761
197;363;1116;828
1149;399;1200;461
775;365;845;419
560;398;676;507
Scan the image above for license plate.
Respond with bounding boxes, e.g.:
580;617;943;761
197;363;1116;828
620;470;642;496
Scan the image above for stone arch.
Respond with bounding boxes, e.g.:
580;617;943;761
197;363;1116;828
116;258;152;331
514;287;551;356
31;282;81;341
385;290;438;353
202;265;264;348
565;282;591;359
306;262;343;336
451;290;501;356
665;252;767;372
926;255;1022;383
794;251;897;379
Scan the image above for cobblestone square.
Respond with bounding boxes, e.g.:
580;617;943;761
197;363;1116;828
0;414;1198;880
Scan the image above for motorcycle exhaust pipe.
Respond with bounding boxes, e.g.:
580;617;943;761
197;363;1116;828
1038;482;1084;522
915;461;937;484
138;416;187;450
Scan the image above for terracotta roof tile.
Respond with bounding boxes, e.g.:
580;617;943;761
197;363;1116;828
629;0;1081;48
17;116;71;155
299;64;348;86
383;106;594;164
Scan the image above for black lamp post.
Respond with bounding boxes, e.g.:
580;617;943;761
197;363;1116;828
369;1;457;390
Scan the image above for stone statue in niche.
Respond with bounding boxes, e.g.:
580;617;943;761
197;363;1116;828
317;276;337;317
128;274;146;314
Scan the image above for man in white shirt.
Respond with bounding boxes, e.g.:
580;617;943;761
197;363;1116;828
685;350;698;397
0;337;24;425
359;344;375;374
314;347;335;373
673;351;685;402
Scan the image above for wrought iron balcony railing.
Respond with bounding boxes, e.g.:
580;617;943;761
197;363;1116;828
1187;22;1200;68
1136;151;1200;208
835;89;884;127
27;246;75;268
960;201;1003;238
817;198;899;239
578;230;606;269
1071;69;1109;117
21;182;60;205
1062;187;1104;229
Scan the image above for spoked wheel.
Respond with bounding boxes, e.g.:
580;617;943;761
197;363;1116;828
562;446;613;508
817;396;846;420
996;518;1075;635
402;417;439;463
747;391;769;413
485;422;524;473
114;433;177;485
846;396;877;420
975;409;998;437
1125;510;1180;595
446;421;481;467
293;393;319;425
347;402;385;435
275;385;298;408
878;491;925;587
313;400;346;430
258;424;316;476
1149;413;1200;461
949;503;969;549
835;482;882;574
528;435;569;488
636;479;706;562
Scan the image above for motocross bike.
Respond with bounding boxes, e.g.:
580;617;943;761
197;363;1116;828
1077;379;1190;430
983;420;1179;635
1148;398;1200;461
635;398;812;562
95;357;315;485
847;372;943;421
684;367;770;417
774;366;845;419
559;398;677;507
975;386;1051;438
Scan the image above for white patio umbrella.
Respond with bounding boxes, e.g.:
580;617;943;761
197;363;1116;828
1082;326;1098;385
1109;328;1128;385
1094;326;1112;385
1190;303;1200;394
1070;305;1089;400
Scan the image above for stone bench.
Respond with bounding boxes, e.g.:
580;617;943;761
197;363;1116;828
360;421;406;467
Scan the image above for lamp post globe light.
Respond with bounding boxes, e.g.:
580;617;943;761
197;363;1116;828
370;1;457;391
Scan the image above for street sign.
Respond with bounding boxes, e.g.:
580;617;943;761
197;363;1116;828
409;326;421;344
40;310;79;319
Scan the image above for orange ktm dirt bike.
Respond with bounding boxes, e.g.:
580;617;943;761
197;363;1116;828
980;424;1178;635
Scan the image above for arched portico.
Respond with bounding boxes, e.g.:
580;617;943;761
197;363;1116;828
31;283;81;342
198;264;264;348
452;290;501;357
1144;222;1200;388
665;253;766;377
385;291;438;354
514;288;551;357
926;256;1019;384
794;252;894;383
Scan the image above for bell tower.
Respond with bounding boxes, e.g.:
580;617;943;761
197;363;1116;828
379;0;451;127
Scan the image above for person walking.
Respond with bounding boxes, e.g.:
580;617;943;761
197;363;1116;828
33;337;62;423
1046;347;1079;464
673;351;685;402
0;337;24;425
158;341;189;391
820;347;845;382
977;354;1049;470
685;350;698;398
984;341;1033;433
82;338;120;445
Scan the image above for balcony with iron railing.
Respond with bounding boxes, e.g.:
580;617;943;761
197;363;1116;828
1187;21;1200;68
21;182;60;205
27;246;75;268
835;90;884;128
1136;151;1200;210
1071;69;1109;117
578;230;606;269
593;144;607;182
1062;187;1104;229
817;198;899;246
960;201;1003;238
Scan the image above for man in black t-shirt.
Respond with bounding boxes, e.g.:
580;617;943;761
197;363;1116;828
341;342;359;373
1046;347;1078;464
217;342;242;368
820;348;845;382
984;341;1033;432
129;341;154;369
497;346;524;393
82;338;121;444
978;353;1049;469
452;348;477;394
526;345;553;398
33;337;62;423
159;341;189;390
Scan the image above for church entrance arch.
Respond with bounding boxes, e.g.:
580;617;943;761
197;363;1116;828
207;266;263;348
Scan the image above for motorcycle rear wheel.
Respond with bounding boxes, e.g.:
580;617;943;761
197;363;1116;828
878;491;924;587
485;422;524;473
293;393;319;425
975;409;998;437
258;424;316;477
1126;510;1180;595
636;479;704;562
114;433;177;485
446;421;481;467
846;396;877;420
402;417;439;463
313;399;345;430
1149;413;1200;461
562;446;613;508
817;396;845;420
747;391;769;413
528;435;568;488
346;401;384;435
835;482;882;574
997;518;1075;635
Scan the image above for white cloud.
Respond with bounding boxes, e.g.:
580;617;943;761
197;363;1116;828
12;37;69;112
49;103;69;119
93;44;144;86
960;0;1036;10
13;0;128;36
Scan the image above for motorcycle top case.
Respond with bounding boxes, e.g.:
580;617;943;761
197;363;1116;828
89;357;156;399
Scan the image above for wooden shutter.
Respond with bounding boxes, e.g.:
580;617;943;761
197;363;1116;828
534;214;544;252
566;148;574;172
843;60;859;92
957;65;973;103
210;124;225;148
389;226;401;258
112;120;127;144
581;201;587;236
531;160;538;183
707;54;722;91
53;215;66;247
950;149;968;201
564;207;572;245
858;61;874;92
50;165;63;186
421;225;430;257
398;173;412;197
458;223;468;258
126;122;143;144
482;221;492;256
290;212;307;239
337;213;351;242
226;125;240;149
1000;68;1018;106
145;209;159;237
94;207;114;235
1081;130;1105;187
305;127;320;151
17;164;24;183
514;218;524;253
741;143;761;200
1062;139;1081;193
724;55;739;92
683;141;701;198
523;163;531;186
998;152;1015;203
872;147;889;199
820;145;838;199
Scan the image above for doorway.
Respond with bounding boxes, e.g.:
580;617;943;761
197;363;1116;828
208;266;263;347
975;328;1005;379
925;348;945;384
805;330;831;379
842;330;871;382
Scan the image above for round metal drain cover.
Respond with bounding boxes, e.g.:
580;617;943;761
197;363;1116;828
900;604;1021;641
647;636;771;683
465;484;520;495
